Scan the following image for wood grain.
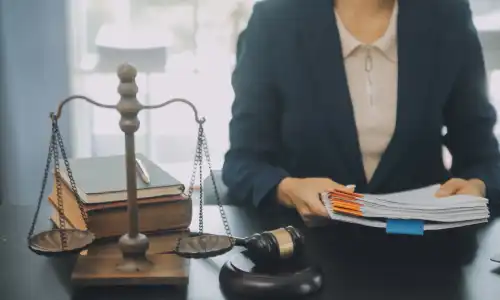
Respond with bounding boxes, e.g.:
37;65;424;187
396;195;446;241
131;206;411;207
71;254;189;286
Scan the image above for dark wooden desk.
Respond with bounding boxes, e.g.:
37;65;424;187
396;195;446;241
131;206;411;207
1;196;500;299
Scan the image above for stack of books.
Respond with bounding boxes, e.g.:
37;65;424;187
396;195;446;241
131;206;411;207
320;184;489;234
49;153;192;255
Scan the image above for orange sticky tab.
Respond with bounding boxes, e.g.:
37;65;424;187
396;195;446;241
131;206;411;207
332;199;362;211
330;191;358;200
329;193;359;202
332;189;363;198
333;207;363;217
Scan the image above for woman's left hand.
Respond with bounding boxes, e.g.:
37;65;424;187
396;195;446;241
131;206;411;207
435;178;486;197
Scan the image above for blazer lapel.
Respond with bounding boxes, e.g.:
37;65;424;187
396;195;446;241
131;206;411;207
368;0;437;191
298;0;366;184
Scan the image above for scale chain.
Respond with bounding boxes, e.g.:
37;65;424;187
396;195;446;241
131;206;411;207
199;125;233;241
186;126;202;200
186;125;204;233
198;139;204;234
175;122;233;253
27;116;90;251
54;121;89;223
52;120;68;249
174;125;203;252
27;125;55;242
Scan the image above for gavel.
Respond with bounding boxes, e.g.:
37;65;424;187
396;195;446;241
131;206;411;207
232;226;305;264
218;226;321;298
180;226;305;263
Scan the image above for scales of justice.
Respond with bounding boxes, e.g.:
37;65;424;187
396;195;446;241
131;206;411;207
27;63;236;286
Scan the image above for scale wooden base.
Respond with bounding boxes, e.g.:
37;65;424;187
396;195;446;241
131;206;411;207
71;253;189;286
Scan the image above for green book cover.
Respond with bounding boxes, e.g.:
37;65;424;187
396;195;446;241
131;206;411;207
56;153;185;204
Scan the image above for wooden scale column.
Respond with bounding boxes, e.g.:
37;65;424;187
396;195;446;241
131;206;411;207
70;64;189;285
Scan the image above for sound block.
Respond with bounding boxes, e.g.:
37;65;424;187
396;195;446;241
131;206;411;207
71;254;189;286
219;251;323;299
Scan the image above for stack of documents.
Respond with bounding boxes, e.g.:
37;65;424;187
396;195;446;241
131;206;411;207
320;184;489;234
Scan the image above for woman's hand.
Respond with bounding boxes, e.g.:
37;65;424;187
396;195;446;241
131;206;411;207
435;178;486;198
276;177;354;218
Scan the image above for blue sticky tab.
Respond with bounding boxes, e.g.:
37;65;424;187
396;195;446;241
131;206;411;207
386;219;424;236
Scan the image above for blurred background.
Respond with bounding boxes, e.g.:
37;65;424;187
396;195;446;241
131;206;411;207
67;0;257;185
0;0;499;204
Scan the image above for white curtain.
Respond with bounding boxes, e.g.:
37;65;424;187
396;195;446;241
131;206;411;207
67;0;255;186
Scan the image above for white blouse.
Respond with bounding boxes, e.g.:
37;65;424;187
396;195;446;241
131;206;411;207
335;2;399;182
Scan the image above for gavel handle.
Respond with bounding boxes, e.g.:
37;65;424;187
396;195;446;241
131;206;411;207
233;237;246;247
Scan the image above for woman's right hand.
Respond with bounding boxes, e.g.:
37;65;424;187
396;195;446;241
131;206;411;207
276;177;354;218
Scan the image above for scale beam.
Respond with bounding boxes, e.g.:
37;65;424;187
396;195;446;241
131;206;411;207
66;64;203;285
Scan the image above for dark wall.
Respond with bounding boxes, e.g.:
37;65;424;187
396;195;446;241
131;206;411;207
0;0;71;205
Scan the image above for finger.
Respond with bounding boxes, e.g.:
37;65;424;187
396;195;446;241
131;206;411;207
455;186;482;197
334;185;356;194
305;200;329;217
326;183;355;193
280;198;296;208
436;178;467;196
435;178;467;197
456;188;477;196
345;184;356;191
296;204;312;217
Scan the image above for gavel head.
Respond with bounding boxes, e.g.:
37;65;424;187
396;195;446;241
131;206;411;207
244;226;305;264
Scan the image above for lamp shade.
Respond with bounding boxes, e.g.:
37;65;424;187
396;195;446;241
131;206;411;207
94;23;168;73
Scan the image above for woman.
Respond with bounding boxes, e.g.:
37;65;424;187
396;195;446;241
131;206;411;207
222;0;500;220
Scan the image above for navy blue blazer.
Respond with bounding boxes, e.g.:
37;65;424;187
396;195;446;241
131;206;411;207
222;0;500;208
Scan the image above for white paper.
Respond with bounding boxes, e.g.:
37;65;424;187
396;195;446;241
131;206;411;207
320;185;490;231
